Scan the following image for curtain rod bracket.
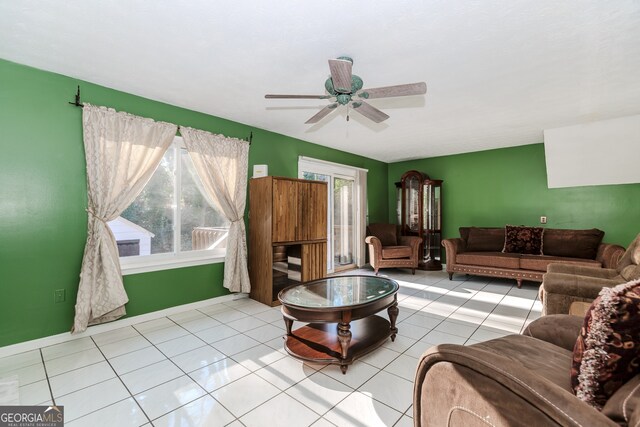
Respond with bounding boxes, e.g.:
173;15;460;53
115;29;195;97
244;131;253;145
69;85;83;107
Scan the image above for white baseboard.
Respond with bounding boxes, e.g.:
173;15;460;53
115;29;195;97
0;293;248;359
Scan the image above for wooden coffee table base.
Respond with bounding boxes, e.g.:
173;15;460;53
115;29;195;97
284;315;394;374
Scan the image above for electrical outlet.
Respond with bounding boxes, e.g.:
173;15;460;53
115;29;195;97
540;216;547;224
54;289;65;303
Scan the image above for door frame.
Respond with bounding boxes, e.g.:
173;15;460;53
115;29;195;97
298;156;368;274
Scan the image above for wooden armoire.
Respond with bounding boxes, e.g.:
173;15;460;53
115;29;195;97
248;176;328;306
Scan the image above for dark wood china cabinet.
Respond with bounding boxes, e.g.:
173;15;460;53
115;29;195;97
399;170;443;270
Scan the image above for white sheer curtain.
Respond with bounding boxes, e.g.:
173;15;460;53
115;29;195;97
180;127;250;293
73;105;177;333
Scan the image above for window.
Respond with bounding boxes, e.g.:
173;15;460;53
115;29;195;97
108;136;229;274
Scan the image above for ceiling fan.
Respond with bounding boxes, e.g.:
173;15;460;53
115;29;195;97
265;56;427;124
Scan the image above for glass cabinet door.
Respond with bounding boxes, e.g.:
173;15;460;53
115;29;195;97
424;182;441;231
395;182;402;225
400;170;427;236
423;179;443;270
405;176;421;233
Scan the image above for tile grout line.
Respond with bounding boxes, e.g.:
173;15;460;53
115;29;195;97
284;369;350;416
45;341;137;385
194;301;374;424
117;327;249;423
471;279;524;340
402;276;480;345
79;306;270;422
8;307;264;421
47;314;240;422
239;367;350;425
457;278;511;345
520;293;542;334
131;318;216;422
467;278;537;341
43;363;134;424
85;334;153;426
38;348;56;407
131;315;245;424
40;343;122;401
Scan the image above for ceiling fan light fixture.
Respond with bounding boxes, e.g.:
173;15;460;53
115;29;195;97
350;75;363;93
324;78;337;95
336;94;351;105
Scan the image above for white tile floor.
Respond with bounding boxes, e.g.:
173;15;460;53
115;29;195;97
0;269;542;426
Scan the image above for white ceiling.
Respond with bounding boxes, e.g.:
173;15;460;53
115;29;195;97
1;1;639;162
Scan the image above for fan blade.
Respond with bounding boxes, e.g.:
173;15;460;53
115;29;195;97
352;101;389;123
305;103;338;124
265;94;328;99
358;82;426;99
328;59;353;94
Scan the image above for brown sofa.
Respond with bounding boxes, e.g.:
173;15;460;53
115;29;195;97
365;223;422;275
442;227;624;288
540;233;640;315
414;314;640;426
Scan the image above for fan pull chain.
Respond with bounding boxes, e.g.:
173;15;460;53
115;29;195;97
345;104;350;138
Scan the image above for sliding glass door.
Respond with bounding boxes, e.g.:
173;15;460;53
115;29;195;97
333;176;355;270
300;158;366;274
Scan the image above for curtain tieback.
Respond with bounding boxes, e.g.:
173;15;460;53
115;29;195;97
230;218;244;224
86;208;109;225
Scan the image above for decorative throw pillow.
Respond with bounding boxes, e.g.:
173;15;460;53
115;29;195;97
571;279;640;410
502;225;544;255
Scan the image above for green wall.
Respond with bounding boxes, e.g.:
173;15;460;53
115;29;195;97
0;58;388;347
389;144;640;249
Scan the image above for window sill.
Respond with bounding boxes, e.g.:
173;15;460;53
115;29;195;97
120;250;226;275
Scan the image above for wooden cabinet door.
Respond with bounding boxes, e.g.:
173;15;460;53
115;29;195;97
272;179;298;243
302;242;327;282
298;181;328;241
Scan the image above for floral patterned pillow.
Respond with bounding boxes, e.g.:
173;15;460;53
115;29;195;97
571;279;640;409
502;225;544;255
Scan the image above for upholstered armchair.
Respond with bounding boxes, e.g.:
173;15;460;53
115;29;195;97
540;233;639;315
365;223;422;275
414;314;640;426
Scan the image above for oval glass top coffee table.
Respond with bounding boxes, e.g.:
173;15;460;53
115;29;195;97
278;275;399;374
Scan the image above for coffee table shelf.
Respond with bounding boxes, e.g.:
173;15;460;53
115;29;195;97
278;275;399;374
284;316;393;366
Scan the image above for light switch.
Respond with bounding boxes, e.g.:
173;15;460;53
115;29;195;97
540;216;547;224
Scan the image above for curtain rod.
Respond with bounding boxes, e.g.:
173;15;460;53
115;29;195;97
68;85;253;145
